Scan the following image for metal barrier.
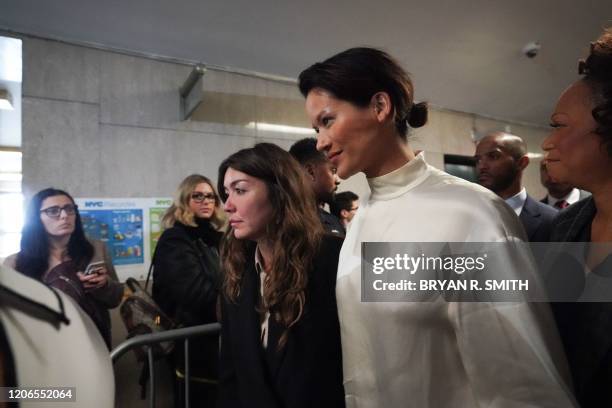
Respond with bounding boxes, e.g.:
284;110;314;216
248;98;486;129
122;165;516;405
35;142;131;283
111;323;221;408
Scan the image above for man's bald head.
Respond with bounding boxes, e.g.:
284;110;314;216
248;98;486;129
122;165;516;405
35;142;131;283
475;132;529;199
478;132;527;161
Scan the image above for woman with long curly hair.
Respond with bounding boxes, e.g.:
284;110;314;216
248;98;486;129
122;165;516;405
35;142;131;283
217;143;344;408
543;28;612;407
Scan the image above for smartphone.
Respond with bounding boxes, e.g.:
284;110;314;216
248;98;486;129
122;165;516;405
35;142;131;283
84;261;105;275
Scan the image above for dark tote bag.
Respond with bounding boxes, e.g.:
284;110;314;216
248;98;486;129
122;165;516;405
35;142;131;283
119;267;176;362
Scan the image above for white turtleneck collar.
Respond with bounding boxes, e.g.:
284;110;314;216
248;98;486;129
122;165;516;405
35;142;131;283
367;152;430;201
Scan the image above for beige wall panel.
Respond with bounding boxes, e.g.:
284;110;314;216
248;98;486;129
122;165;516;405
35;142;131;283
23;38;100;103
22;97;101;198
436;110;475;156
254;135;302;151
473;116;508;139
99;52;190;128
337;172;369;202
410;112;443;153
201;68;258;95
97;125;255;196
422;150;445;171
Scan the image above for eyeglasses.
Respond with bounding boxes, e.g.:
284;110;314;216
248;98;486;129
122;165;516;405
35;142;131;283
40;204;78;218
191;192;217;203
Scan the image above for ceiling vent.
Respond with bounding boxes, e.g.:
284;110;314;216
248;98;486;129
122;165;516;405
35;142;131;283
179;65;313;134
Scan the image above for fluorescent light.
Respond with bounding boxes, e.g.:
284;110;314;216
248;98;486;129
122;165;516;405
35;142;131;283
0;193;24;239
246;122;315;135
0;151;22;173
527;152;543;159
0;172;22;182
0;37;22;83
0;89;13;110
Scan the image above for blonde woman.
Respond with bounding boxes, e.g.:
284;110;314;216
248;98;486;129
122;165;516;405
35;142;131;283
152;174;224;406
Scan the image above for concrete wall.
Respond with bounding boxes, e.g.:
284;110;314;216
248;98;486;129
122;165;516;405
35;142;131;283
22;39;260;198
20;36;550;204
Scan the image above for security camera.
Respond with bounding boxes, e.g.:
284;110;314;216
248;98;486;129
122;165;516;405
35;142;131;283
522;41;541;59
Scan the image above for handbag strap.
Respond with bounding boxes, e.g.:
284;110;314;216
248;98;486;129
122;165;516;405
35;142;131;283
0;283;70;325
144;240;163;293
144;262;154;293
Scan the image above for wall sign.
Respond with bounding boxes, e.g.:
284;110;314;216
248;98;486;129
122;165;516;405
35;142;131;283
75;198;172;281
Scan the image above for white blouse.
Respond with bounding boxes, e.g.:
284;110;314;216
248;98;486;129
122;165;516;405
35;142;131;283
337;153;576;408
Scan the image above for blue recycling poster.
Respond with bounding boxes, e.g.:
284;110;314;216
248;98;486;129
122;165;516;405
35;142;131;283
80;209;144;265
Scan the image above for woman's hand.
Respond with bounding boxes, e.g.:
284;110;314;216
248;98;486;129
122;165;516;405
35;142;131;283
77;266;109;290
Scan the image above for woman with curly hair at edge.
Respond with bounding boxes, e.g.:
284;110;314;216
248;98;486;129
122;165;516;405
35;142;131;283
543;28;612;408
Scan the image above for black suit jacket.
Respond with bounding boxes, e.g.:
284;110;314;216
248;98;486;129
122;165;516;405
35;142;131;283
549;196;595;242
218;235;345;408
519;194;557;241
548;197;612;408
319;208;345;237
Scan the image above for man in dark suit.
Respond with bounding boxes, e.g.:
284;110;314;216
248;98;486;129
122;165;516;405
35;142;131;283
290;138;345;236
475;132;556;241
539;161;591;209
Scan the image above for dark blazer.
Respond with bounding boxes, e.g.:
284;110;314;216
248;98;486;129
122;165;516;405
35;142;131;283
548;197;612;408
549;196;595;242
218;235;345;408
519;194;557;241
318;208;345;237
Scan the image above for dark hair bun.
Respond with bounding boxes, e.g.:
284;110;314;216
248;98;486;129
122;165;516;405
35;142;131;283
408;102;428;128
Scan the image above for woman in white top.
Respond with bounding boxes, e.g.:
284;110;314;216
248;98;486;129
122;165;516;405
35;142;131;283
298;47;576;408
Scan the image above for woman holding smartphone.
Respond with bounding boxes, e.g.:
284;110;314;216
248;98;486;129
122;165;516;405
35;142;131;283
4;188;123;349
217;143;345;408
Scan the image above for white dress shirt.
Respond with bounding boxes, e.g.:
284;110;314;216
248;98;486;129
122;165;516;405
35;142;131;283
255;247;270;348
546;188;581;208
505;188;528;216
